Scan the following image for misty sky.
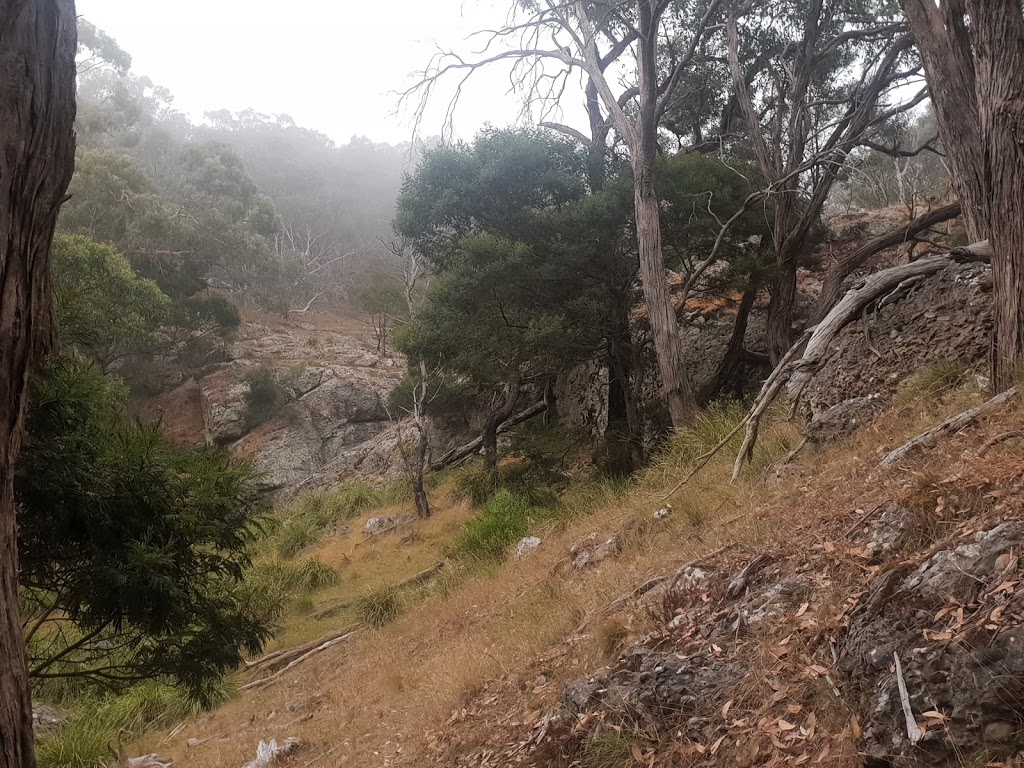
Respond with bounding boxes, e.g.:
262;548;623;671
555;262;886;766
75;0;589;145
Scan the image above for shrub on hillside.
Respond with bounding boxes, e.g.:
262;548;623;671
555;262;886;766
452;490;534;561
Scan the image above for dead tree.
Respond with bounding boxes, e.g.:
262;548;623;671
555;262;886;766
0;2;77;765
401;0;727;427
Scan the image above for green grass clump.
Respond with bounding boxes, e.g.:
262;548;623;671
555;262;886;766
355;584;403;628
295;556;340;590
292;483;408;528
662;399;747;464
580;731;634;768
450;462;563;508
452;490;536;561
900;359;972;401
36;681;235;768
275;517;323;559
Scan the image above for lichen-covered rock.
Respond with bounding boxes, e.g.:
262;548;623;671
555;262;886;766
364;516;397;534
805;394;882;444
840;522;1024;765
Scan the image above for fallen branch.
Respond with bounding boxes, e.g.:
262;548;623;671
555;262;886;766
312;562;445;620
880;387;1018;466
893;651;924;744
242;630;358;691
731;330;814;482
732;249;988;480
245;626;357;675
978;429;1024;456
427;400;545;472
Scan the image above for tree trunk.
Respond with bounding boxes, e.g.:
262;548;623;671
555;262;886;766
702;281;768;401
482;376;520;473
766;242;800;364
629;0;696;429
605;321;643;475
972;2;1024;388
412;423;431;519
0;3;78;766
902;0;1024;389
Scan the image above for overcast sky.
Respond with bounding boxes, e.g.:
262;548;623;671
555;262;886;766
75;0;589;145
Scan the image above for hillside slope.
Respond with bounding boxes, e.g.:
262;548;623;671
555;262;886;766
127;375;1024;768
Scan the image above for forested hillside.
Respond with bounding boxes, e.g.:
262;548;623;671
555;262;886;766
1;3;1023;768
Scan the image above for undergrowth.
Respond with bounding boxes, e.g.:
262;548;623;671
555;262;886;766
36;680;236;768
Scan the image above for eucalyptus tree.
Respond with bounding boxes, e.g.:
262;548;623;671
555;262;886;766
404;0;726;428
0;2;77;765
723;0;923;361
901;1;1024;388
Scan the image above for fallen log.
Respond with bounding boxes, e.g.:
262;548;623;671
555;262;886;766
427;400;546;472
242;630;358;691
245;626;357;675
730;247;990;480
880;387;1018;466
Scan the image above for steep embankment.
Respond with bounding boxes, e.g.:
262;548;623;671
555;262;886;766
131;369;1024;768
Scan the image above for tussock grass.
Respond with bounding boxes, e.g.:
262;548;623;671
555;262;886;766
356;584;403;628
274;517;323;559
36;680;236;768
581;731;634;768
897;359;973;404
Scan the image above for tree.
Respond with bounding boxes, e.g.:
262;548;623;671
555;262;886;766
405;0;726;427
17;359;272;703
900;1;1024;388
353;270;407;354
724;0;922;361
0;2;77;765
396;129;647;471
51;234;171;370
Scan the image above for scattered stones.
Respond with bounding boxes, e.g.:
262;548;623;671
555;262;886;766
571;534;620;569
653;505;672;519
514;536;543;561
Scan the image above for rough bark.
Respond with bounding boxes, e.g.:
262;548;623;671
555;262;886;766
702;282;768;401
810;202;962;323
0;2;78;765
902;0;1024;388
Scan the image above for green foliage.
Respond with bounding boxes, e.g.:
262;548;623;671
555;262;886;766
452;490;535;561
355;585;403;628
274;518;323;559
291;484;407;527
171;294;241;335
352;270;408;352
35;681;235;768
17;359;271;703
450;462;563;508
51;234;171;367
242;364;287;428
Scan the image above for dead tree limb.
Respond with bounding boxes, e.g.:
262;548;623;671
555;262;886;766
880;387;1018;466
242;630;359;691
427;400;546;472
811;202;962;322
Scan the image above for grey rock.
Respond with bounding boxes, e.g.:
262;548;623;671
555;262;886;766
514;536;543;561
364;515;396;534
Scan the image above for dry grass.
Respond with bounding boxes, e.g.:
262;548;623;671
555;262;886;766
130;384;1024;768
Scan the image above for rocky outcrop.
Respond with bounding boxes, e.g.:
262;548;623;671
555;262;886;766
802;261;992;416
